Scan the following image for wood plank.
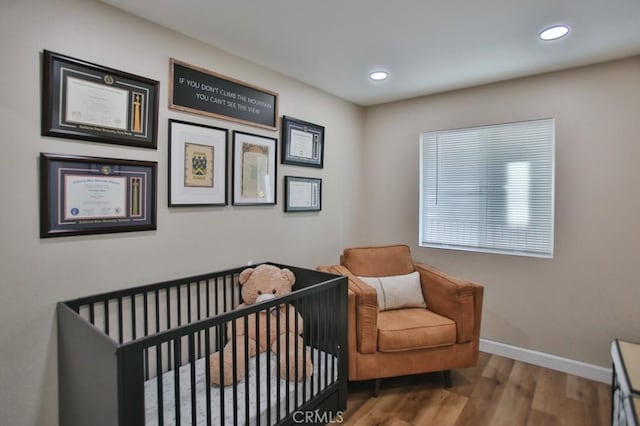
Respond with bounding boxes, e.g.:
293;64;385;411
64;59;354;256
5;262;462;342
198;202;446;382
490;361;540;426
414;390;468;426
341;353;610;426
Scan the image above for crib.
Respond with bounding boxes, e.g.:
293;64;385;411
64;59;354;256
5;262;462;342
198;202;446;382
57;263;348;426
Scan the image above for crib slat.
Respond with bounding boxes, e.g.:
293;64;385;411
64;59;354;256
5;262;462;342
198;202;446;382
302;294;308;405
255;309;261;426
177;285;182;327
244;315;250;425
187;283;192;326
275;305;281;422
189;333;196;426
155;290;160;334
166;288;172;367
229;275;235;314
336;284;340;382
218;322;225;426
285;302;291;415
266;305;272;425
144;292;149;380
156;343;164;426
104;300;109;335
231;319;238;426
118;297;123;344
206;279;211;318
132;294;137;341
220;277;225;317
294;302;299;409
204;328;212;426
197;281;202;357
324;288;329;389
309;299;316;397
174;338;181;426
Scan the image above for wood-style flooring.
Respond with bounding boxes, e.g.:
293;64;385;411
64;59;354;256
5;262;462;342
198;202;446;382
341;352;611;426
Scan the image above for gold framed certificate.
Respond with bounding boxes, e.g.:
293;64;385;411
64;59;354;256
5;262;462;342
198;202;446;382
40;154;157;238
168;120;228;206
232;131;277;205
42;50;159;148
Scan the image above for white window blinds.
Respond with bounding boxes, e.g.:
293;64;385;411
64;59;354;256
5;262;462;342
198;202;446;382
419;119;555;258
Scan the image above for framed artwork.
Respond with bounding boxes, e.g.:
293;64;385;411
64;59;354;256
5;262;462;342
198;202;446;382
40;153;157;238
169;58;279;130
281;115;324;168
168;120;228;206
232;131;277;205
284;176;322;212
41;50;159;148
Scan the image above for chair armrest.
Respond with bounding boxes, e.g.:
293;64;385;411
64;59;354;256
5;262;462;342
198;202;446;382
317;265;378;354
414;262;484;344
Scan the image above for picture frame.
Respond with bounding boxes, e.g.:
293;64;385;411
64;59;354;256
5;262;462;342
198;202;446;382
170;58;279;130
40;153;157;238
232;131;277;205
42;50;159;149
168;120;228;207
281;115;324;168
284;176;322;212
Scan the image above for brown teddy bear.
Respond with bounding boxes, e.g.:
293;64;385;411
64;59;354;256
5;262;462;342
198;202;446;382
209;264;313;385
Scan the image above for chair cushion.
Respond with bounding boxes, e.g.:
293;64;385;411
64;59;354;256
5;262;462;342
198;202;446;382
341;244;414;277
377;308;456;352
358;272;426;311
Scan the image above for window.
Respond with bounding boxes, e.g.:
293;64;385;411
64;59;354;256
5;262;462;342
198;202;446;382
419;119;554;258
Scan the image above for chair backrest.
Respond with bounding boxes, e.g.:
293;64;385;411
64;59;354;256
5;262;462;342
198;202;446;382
340;244;414;277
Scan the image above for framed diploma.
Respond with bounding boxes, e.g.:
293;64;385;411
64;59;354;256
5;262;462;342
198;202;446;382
40;153;157;238
284;176;322;212
232;131;277;206
281;116;324;168
42;50;159;148
169;120;228;206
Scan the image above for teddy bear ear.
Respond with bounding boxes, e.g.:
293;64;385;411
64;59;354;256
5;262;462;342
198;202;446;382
239;268;255;285
281;268;295;286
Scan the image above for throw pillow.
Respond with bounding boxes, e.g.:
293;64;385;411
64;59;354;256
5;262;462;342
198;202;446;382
358;271;426;311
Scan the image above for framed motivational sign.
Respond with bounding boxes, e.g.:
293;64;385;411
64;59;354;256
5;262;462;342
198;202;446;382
169;59;279;130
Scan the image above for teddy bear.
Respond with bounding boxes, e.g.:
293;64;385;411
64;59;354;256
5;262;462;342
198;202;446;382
209;264;313;385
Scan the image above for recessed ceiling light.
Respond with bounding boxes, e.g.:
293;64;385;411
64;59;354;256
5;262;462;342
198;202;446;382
539;25;570;41
369;71;389;81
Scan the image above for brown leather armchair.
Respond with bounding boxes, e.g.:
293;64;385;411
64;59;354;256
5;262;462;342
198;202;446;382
318;244;483;394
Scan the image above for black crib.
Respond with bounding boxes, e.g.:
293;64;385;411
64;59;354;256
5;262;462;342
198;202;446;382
57;263;348;426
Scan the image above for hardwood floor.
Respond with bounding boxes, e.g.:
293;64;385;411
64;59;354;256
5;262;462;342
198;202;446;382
341;352;611;426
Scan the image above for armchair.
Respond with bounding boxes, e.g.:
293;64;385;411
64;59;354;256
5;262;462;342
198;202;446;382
318;244;483;395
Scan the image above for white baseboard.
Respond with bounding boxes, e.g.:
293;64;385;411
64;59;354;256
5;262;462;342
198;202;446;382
479;338;611;384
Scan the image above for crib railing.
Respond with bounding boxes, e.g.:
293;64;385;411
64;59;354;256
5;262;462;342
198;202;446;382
58;263;348;426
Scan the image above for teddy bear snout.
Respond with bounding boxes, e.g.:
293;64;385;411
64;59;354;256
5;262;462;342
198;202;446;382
256;292;276;304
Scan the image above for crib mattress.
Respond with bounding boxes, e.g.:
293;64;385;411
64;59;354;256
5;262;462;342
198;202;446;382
144;348;337;425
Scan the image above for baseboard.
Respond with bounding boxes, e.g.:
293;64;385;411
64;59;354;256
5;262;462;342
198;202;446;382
479;338;611;384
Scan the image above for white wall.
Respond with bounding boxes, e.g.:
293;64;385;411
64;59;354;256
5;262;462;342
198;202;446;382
360;56;640;369
0;0;363;424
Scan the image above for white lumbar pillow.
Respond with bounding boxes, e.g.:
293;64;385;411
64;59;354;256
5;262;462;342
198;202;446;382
358;271;426;311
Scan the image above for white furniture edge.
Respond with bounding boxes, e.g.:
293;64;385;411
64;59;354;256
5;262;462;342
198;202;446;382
480;338;611;384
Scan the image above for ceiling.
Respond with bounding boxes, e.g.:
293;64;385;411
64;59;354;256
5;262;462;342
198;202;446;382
100;0;640;106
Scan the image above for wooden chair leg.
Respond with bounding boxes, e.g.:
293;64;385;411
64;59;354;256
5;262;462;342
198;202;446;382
443;370;452;388
373;378;381;397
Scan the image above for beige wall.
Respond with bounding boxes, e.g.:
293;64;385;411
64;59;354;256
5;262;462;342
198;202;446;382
361;56;640;368
0;0;363;425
